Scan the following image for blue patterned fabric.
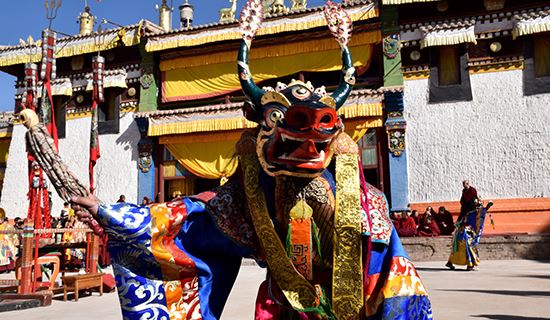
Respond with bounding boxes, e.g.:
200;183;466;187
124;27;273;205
99;200;249;320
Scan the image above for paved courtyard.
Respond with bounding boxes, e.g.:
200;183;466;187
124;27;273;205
1;260;549;319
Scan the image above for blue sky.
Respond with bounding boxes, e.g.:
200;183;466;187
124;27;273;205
0;0;329;112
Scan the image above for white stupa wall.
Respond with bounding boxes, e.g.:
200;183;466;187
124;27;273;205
405;69;550;203
0;113;140;219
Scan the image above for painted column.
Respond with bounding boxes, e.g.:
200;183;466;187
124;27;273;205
135;117;156;203
136;43;158;202
381;6;409;212
138;43;158;113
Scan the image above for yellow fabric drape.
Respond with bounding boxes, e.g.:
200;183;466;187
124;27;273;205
438;46;460;86
534;33;550;78
168;179;195;197
161;32;380;102
0;140;10;164
344;117;384;142
165;140;239;180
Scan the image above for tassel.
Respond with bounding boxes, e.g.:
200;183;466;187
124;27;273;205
286;223;292;256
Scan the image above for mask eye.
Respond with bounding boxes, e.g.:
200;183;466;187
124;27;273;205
266;109;284;127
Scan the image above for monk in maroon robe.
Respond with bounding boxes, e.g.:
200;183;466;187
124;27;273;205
397;211;418;237
435;206;455;235
460;180;478;220
417;212;440;237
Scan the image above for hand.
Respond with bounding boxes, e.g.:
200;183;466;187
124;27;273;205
71;195;103;235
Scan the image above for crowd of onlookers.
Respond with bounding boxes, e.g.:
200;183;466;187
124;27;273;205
391;206;455;237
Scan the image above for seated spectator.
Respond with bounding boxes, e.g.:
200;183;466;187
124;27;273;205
397;211;417;237
141;196;152;206
0;217;17;273
390;212;400;230
417;211;440;237
435;206;455;235
410;210;420;225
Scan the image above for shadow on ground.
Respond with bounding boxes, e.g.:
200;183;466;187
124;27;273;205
516;274;550;280
473;315;550;320
442;289;550;297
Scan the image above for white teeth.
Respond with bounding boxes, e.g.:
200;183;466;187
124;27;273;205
280;133;331;143
279;151;325;163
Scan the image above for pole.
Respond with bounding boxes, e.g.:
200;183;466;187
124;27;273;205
19;224;34;294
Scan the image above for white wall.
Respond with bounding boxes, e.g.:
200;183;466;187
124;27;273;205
0;113;140;219
405;70;550;203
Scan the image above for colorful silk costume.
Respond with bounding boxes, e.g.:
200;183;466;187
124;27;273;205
91;1;431;319
448;204;492;269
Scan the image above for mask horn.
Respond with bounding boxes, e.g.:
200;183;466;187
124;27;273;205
331;47;355;110
238;0;265;107
238;41;264;106
323;1;355;110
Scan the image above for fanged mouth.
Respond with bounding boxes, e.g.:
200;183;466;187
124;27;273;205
277;133;331;163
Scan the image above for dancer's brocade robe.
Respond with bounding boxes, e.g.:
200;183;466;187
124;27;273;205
99;172;432;320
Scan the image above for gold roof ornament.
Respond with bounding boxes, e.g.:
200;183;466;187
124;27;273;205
290;0;307;11
266;0;288;15
156;0;173;33
78;6;96;36
219;0;237;23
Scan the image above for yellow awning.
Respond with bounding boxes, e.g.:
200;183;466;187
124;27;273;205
161;31;380;102
420;22;477;49
146;4;378;52
147;101;383;137
0;24;142;67
513;12;550;39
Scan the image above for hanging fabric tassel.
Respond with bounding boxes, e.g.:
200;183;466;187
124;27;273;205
40;29;58;149
287;199;314;281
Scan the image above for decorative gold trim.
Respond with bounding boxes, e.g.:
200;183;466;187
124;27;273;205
240;153;320;311
319;96;336;108
261;91;291;107
120;105;138;113
403;70;430;80
332;143;363;319
468;59;524;74
66;110;92;120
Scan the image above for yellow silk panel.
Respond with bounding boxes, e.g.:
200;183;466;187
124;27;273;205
165;140;239;180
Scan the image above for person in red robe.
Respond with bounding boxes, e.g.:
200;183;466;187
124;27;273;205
390;211;400;230
435;206;455;235
410;210;420;225
460;180;478;220
397;211;418;237
417;211;440;237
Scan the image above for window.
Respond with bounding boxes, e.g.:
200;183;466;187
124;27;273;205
534;33;550;78
357;129;386;191
523;33;550;96
98;89;121;134
429;45;473;103
53;96;67;139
